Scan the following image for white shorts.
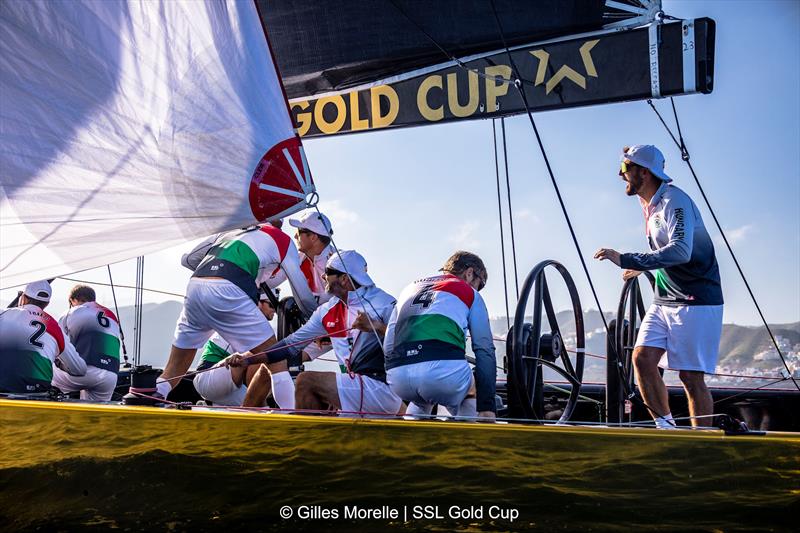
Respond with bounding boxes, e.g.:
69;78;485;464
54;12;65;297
635;304;723;374
193;363;246;406
336;373;402;416
387;359;472;415
51;365;117;402
173;278;274;352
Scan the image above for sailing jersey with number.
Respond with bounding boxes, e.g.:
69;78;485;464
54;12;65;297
59;302;122;373
383;273;497;412
193;225;316;316
0;305;86;392
266;285;396;380
620;183;723;306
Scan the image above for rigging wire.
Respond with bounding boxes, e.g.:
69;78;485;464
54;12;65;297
58;277;186;299
310;203;386;356
647;98;799;392
388;0;661;420
106;266;129;366
485;0;663;421
492;119;512;328
133;256;145;367
500;118;520;299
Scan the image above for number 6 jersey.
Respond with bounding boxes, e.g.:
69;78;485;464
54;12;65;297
59;302;122;374
0;304;86;392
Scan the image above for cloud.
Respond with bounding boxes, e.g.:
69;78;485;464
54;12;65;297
448;221;481;249
317;199;359;226
515;208;540;224
724;224;753;245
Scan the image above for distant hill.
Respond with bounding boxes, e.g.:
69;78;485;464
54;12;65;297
116;301;183;368
718;322;800;365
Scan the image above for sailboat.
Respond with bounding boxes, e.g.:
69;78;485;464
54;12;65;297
1;1;798;530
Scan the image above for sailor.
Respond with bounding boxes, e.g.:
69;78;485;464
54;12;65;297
290;210;336;361
0;281;87;393
230;250;402;416
159;222;317;409
384;251;497;421
51;284;122;401
594;145;724;428
290;210;335;304
191;290;276;405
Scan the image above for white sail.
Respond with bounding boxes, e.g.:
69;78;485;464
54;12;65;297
0;0;313;288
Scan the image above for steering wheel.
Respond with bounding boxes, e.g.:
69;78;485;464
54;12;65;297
506;260;585;423
614;272;655;397
276;296;305;340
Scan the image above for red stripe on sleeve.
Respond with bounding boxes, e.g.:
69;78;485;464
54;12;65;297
43;312;65;353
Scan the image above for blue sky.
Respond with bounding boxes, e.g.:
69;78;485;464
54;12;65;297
3;0;798;328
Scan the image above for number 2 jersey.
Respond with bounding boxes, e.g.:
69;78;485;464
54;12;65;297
384;273;497;412
59;302;122;373
0;304;87;392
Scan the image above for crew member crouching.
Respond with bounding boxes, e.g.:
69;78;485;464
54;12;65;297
384;251;497;421
229;250;401;416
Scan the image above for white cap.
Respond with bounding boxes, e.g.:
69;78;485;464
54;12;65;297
23;280;52;303
327;250;374;287
289;210;333;237
622;144;672;183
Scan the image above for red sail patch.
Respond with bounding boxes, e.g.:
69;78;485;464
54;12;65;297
249;136;311;222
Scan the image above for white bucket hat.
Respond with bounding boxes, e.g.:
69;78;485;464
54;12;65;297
326;250;373;287
622;144;672;183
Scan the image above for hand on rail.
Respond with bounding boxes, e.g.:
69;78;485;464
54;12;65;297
622;269;642;281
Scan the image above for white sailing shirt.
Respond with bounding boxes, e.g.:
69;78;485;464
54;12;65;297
0;304;86;392
59;302;122;373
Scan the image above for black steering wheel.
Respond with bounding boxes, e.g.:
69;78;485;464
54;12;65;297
506;260;585;423
611;272;655;419
276;296;305;340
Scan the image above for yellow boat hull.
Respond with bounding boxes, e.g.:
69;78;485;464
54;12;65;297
1;399;798;531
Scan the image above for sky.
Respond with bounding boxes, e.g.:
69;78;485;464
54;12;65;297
2;0;798;330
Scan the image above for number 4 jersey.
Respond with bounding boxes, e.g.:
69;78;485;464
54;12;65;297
0;304;86;392
384;274;494;368
59;302;122;373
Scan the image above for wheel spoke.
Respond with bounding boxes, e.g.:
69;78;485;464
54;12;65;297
541;274;561;336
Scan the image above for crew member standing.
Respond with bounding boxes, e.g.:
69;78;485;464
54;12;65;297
595;145;723;428
159;223;316;409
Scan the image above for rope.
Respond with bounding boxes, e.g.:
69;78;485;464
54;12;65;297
647;98;799;393
492;119;511;327
167;327;353;382
106;266;129;365
500;118;520;299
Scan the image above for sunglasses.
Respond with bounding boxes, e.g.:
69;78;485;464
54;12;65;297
473;271;487;291
619;160;641;176
325;268;346;277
